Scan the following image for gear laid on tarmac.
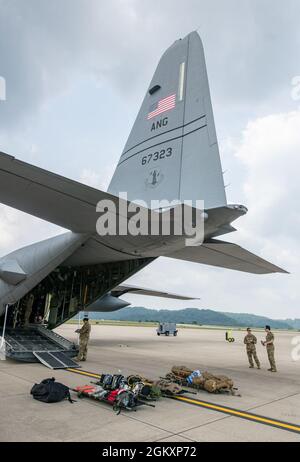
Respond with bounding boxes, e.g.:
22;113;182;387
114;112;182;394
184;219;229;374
63;366;300;436
163;366;240;396
73;383;155;415
72;371;192;415
30;370;200;415
80;372;194;413
30;366;240;418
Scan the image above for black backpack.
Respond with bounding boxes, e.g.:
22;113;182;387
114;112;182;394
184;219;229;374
30;378;74;403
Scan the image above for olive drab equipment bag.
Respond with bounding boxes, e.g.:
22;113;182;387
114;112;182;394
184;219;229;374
169;366;236;394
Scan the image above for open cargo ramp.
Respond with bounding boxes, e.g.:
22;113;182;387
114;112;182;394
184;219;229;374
33;351;80;369
1;325;79;363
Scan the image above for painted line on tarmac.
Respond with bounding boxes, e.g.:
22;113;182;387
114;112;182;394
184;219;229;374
66;367;300;435
67;367;101;379
172;395;300;435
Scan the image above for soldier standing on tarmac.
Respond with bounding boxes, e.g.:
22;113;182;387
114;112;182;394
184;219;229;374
244;327;261;369
74;317;91;362
262;325;277;372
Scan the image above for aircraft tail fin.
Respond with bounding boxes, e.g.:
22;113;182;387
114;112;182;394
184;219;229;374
108;31;227;210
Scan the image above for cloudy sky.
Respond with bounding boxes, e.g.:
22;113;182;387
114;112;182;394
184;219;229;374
0;0;299;318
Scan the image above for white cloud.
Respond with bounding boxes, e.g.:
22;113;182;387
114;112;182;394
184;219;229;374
233;111;300;250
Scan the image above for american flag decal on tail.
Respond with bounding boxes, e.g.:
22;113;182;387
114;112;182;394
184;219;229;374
147;94;176;120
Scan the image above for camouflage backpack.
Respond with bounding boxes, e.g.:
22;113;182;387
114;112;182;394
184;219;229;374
155;379;183;396
201;372;234;393
171;365;193;379
127;375;161;400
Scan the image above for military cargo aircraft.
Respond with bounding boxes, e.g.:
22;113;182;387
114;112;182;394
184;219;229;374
0;32;286;365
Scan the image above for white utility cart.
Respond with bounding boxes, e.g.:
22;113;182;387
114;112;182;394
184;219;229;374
156;322;178;336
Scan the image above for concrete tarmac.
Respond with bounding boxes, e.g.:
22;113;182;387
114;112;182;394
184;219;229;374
0;324;300;442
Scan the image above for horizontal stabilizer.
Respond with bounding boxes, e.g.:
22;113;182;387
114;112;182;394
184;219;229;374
167;239;288;274
111;284;198;300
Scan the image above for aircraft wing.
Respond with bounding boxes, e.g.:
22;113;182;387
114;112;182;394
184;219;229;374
0;151;125;233
0;152;197;260
0;151;191;257
0;152;288;274
167;239;288;274
111;284;199;300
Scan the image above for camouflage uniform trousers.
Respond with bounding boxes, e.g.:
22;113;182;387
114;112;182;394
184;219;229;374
267;345;277;371
247;346;260;368
77;337;89;360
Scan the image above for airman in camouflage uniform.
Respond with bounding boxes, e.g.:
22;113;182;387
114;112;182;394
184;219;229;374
244;328;260;369
262;325;277;372
74;318;91;362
